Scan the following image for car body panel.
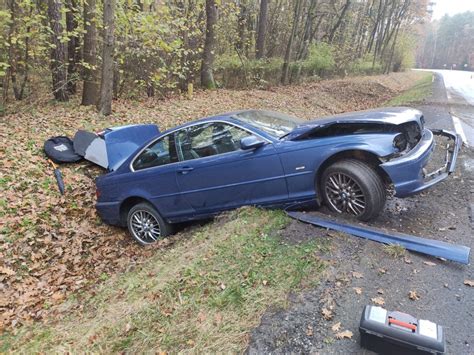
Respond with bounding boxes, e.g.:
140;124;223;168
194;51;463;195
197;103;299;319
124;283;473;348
95;108;460;226
273;133;399;199
176;144;288;214
380;129;461;197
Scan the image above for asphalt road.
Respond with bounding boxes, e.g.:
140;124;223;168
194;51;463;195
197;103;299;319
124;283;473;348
247;73;474;354
422;69;474;147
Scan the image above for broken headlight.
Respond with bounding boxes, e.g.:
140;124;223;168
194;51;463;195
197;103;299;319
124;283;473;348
393;133;407;152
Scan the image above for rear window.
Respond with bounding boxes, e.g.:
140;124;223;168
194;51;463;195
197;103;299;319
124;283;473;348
132;135;178;170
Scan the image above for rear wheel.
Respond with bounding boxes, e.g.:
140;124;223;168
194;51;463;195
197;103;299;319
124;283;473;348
320;159;386;221
127;202;172;245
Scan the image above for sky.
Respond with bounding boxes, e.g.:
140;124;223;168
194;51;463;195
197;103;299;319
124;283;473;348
431;0;474;20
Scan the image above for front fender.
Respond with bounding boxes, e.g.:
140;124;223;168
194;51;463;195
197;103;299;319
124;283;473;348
325;133;399;158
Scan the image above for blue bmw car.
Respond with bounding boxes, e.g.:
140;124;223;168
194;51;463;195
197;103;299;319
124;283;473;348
95;108;460;245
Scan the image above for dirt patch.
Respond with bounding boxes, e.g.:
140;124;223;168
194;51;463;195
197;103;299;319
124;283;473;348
0;71;425;332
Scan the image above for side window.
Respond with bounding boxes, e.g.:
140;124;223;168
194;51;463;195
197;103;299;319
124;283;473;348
175;122;253;161
133;135;178;171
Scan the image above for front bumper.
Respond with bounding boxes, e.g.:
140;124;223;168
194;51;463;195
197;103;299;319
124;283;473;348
381;129;461;197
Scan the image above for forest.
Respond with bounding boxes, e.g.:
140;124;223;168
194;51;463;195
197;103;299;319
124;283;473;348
1;0;431;115
417;11;474;70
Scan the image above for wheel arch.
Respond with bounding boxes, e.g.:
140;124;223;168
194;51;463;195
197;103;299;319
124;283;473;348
315;150;392;198
119;196;155;226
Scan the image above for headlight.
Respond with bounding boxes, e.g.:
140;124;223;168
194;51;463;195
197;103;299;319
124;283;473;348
393;133;407;152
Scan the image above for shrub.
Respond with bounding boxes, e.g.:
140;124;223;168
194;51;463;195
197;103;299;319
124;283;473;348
351;54;384;75
302;42;336;74
215;54;283;88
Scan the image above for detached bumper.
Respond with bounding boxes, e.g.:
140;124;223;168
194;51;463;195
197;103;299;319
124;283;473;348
381;129;461;197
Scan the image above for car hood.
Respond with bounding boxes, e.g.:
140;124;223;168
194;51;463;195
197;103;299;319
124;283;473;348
285;107;423;140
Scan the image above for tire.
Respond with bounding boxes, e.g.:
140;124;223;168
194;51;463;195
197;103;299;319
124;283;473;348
320;159;386;221
127;202;172;245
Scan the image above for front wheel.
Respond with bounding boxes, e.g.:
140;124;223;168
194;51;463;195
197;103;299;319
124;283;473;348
127;202;172;245
320;159;386;221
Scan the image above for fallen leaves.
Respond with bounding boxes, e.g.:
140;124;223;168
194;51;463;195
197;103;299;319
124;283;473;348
352;271;363;279
464;280;474;287
371;297;385;306
331;322;341;332
353;287;362;295
321;307;333;320
335;330;353;339
408;290;420;301
0;266;15;276
423;261;437;266
51;291;65;302
306;325;314;336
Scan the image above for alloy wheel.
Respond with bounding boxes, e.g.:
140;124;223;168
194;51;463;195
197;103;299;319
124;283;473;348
129;209;161;244
325;172;366;216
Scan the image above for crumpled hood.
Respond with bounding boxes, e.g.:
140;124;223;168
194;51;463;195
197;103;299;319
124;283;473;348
285;107;423;140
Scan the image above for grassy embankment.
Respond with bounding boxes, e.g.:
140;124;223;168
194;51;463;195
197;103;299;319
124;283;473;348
386;71;433;105
1;208;327;352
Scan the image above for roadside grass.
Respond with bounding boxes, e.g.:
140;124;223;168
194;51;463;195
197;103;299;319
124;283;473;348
1;207;327;353
383;244;406;258
386;72;433;106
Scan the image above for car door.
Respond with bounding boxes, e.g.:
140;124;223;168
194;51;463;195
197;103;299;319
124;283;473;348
129;134;194;220
174;121;288;214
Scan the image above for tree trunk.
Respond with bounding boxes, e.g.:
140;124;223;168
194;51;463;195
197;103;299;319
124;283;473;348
97;0;115;115
327;0;351;44
47;0;69;101
281;0;302;85
367;0;382;53
296;0;318;61
385;23;400;74
82;0;98;105
255;0;269;59
66;0;80;94
236;0;247;52
201;0;217;89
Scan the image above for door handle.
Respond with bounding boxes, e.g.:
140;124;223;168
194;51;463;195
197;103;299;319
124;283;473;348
178;166;194;174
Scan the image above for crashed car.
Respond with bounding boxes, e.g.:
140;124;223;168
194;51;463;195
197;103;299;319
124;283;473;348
95;108;460;245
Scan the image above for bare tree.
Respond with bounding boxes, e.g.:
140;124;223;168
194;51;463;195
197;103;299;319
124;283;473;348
255;0;269;59
47;0;69;101
97;0;115;115
82;0;99;105
201;0;218;89
66;0;80;94
327;0;352;43
281;0;303;84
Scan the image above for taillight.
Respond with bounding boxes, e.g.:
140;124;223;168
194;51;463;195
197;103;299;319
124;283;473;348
96;188;101;199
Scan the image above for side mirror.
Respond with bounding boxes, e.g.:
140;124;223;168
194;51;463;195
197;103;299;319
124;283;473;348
240;136;266;150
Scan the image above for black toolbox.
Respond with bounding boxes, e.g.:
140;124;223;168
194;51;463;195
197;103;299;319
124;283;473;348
359;305;445;354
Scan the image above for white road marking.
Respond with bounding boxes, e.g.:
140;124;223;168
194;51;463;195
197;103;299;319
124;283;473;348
451;115;469;147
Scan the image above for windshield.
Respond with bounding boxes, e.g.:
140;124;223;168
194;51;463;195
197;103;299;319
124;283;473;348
234;110;302;138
